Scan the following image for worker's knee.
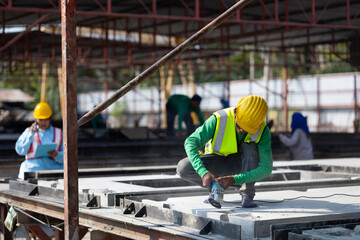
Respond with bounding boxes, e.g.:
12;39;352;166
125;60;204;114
176;157;193;178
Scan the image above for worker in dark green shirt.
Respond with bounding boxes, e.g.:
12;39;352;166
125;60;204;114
166;94;204;136
177;95;273;208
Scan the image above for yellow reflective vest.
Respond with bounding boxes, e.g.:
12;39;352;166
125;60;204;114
205;107;267;156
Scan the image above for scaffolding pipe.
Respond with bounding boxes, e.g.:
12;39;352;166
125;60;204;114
0;13;49;54
61;0;79;239
78;0;253;127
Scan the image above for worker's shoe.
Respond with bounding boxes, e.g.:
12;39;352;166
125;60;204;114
241;195;257;208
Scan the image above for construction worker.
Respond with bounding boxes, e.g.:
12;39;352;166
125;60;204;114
166;94;204;136
278;112;314;160
177;95;273;208
15;102;63;179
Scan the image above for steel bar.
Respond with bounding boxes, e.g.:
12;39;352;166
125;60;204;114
317;77;321;131
354;75;358;133
0;13;49;54
61;0;79;239
77;0;253;126
1;7;360;30
12;206;62;231
0;192;212;240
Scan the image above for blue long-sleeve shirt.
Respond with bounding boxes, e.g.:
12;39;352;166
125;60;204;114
15;125;63;178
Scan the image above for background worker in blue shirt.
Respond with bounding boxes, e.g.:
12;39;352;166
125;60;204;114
15;102;63;179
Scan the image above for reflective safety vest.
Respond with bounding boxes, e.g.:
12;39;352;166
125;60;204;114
205;108;267;156
26;127;62;160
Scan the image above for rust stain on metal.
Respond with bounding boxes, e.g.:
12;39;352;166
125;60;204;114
61;0;79;239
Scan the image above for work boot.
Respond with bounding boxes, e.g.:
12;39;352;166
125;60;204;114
241;194;257;208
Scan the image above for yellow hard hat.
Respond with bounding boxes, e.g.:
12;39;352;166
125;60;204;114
33;102;52;119
236;95;268;134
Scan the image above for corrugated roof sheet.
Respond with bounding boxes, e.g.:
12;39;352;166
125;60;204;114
0;89;35;102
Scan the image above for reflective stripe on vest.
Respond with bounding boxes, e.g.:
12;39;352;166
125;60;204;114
244;122;267;143
205;108;266;156
26;127;62;159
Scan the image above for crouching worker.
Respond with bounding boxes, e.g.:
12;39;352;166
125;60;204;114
15;102;63;179
177;95;273;208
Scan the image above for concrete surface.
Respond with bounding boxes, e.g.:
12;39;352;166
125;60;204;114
25;158;360;239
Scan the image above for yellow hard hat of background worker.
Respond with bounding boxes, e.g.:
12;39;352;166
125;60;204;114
236;95;268;134
33;102;52;119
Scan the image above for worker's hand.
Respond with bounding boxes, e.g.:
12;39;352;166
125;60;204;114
30;122;39;132
47;150;58;159
216;176;235;190
202;172;216;192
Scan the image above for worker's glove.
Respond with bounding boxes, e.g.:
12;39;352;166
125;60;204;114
216;176;235;190
202;172;216;192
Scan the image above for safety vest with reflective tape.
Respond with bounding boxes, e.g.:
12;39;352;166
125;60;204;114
26;127;62;160
205;107;267;156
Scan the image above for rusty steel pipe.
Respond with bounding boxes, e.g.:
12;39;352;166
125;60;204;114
0;13;49;54
78;0;253;127
61;0;79;239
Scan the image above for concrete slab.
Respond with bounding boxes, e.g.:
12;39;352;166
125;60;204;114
274;158;360;170
300;226;360;240
33;158;360;239
140;186;360;239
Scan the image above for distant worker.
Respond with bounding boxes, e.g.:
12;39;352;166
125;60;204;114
177;95;273;208
278;112;314;160
15;102;63;179
166;94;204;136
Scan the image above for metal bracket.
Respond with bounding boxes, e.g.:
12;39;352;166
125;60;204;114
199;221;212;235
135;206;147;218
28;186;39;196
86;196;101;209
123;203;135;214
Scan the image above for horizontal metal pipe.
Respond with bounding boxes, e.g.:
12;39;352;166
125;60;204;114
1;7;360;30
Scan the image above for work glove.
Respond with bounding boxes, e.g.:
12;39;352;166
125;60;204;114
216;175;235;190
202;172;216;192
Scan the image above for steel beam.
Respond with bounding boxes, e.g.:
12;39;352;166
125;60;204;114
0;13;49;54
0;191;217;240
61;0;79;239
1;7;360;31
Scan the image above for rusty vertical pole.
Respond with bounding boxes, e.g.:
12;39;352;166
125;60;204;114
285;0;289;29
316;76;321;132
52;26;56;61
274;0;278;22
61;0;79;239
195;0;200;19
282;64;288;131
311;0;315;25
282;32;288;131
354;75;359;133
346;0;350;26
2;12;5;73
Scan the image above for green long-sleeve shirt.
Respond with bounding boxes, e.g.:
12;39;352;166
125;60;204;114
184;114;273;185
167;95;204;130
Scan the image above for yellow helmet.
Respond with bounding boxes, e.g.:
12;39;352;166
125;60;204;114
33;102;52;119
236;95;268;134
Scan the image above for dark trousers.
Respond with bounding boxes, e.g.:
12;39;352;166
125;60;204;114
176;142;259;198
166;103;195;136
